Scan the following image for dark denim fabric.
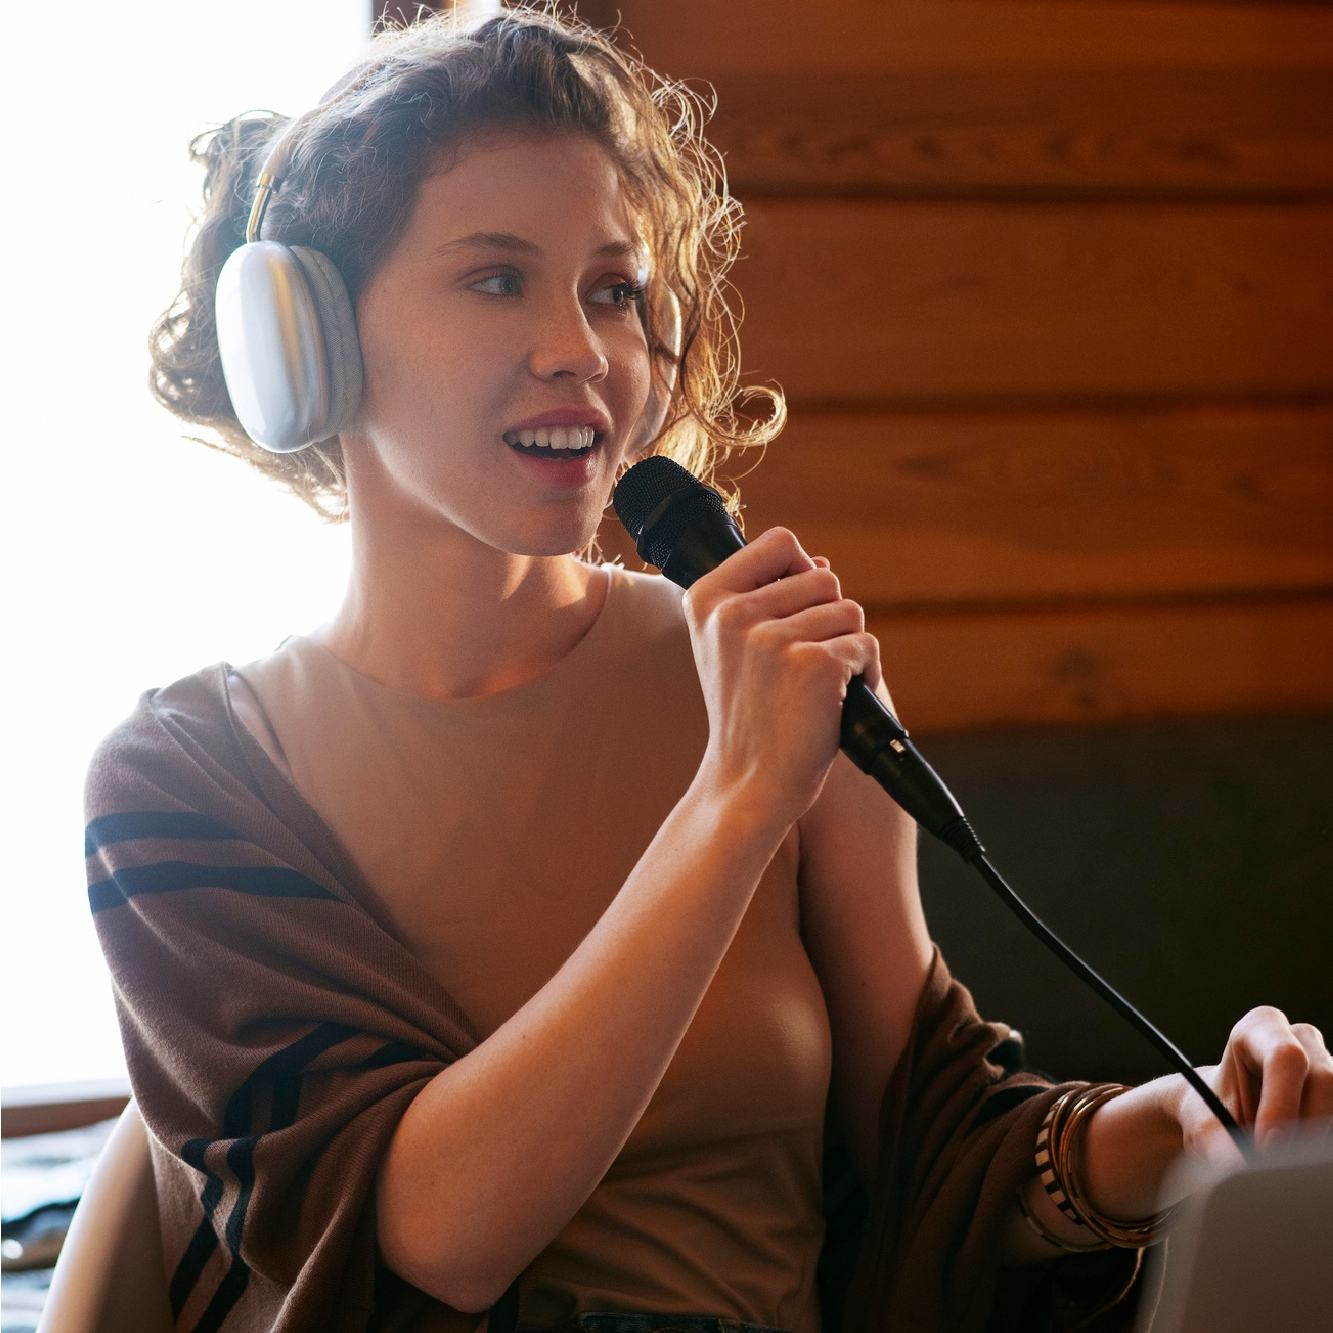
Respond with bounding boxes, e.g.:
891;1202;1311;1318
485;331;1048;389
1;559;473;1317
516;1313;795;1333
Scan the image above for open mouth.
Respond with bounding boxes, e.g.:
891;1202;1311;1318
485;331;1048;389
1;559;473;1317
505;431;603;459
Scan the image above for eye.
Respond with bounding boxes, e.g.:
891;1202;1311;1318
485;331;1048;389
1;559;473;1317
591;278;648;313
470;272;523;297
469;270;645;313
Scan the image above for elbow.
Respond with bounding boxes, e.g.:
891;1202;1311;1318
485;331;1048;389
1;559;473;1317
441;1265;511;1317
376;1209;500;1314
374;1162;501;1314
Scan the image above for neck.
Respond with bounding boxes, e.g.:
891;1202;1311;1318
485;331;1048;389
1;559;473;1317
311;503;606;702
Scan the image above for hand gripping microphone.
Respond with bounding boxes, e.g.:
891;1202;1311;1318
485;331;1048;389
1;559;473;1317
612;453;985;862
612;452;1252;1156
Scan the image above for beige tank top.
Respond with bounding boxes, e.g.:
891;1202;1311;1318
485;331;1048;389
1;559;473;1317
230;563;831;1332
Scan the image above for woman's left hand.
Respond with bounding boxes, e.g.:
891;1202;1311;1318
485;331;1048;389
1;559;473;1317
1170;1006;1333;1169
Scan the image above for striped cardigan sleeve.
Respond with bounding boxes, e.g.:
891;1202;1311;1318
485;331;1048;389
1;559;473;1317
83;666;483;1332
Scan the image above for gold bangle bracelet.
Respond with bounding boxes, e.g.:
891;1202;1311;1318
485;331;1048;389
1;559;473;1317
1054;1083;1178;1248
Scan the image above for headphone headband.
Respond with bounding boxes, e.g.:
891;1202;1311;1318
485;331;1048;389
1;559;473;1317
245;64;377;244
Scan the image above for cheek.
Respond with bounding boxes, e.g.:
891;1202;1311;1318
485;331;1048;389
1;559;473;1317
356;284;452;396
358;326;467;429
614;327;652;395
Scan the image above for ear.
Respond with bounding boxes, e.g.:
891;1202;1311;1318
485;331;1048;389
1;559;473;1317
627;285;682;458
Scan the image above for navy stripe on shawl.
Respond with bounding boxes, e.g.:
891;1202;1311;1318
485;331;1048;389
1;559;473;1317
170;1027;429;1331
87;860;336;913
85;810;244;857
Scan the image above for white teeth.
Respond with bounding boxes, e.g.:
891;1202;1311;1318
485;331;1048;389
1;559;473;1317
504;426;597;450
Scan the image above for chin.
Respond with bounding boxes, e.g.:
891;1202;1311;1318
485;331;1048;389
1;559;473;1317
498;524;602;560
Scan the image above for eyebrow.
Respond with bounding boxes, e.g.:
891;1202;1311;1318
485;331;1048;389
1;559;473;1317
435;231;644;264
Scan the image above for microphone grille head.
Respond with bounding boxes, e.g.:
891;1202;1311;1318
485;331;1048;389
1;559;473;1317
612;455;692;529
613;455;730;572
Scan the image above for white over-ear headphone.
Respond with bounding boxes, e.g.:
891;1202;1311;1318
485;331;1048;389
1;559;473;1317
214;74;683;456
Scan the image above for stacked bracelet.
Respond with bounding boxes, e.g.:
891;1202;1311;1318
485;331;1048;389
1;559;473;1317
1035;1086;1087;1228
1034;1082;1178;1250
1015;1178;1111;1252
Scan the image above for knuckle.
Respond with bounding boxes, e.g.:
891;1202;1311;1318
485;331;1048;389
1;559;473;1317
814;569;841;599
788;641;825;676
712;592;746;631
1234;1005;1286;1038
1274;1041;1310;1073
1291;1021;1325;1046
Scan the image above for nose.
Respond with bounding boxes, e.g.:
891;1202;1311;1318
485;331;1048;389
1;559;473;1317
527;297;610;383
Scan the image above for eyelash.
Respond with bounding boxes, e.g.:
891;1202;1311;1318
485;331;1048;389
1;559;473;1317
470;270;646;312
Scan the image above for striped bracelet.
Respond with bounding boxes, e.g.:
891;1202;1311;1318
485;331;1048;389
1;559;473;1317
1035;1085;1091;1227
1036;1081;1178;1249
1015;1178;1112;1252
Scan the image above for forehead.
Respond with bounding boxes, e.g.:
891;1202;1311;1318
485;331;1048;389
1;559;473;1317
405;128;643;262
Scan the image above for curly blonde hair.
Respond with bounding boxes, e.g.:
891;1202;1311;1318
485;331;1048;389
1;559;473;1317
147;1;785;558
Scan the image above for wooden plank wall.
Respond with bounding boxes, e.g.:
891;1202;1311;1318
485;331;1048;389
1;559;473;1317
571;0;1333;733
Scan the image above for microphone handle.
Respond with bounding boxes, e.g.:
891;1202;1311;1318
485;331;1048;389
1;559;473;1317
656;511;746;587
842;680;983;861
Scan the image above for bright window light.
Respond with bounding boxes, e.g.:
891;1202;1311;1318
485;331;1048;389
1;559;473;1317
4;2;374;1090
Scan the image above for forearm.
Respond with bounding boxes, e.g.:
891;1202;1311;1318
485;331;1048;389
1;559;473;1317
1000;1076;1184;1267
376;768;792;1311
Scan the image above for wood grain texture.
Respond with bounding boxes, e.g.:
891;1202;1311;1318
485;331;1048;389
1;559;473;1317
870;597;1333;732
595;403;1333;731
586;0;1333;72
579;0;1333;727
592;514;1332;729
729;199;1333;399
715;402;1333;604
706;68;1333;198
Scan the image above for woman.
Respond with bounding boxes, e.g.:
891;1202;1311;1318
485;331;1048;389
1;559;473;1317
87;5;1331;1332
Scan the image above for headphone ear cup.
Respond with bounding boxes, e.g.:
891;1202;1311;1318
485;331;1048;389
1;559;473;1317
288;246;363;442
214;240;362;453
627;286;682;457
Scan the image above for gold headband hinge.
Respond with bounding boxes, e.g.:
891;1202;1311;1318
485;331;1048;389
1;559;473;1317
245;170;280;245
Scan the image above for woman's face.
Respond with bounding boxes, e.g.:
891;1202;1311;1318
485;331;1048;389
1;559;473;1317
345;127;655;559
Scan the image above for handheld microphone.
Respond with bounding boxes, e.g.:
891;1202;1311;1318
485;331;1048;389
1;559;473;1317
612;454;983;862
